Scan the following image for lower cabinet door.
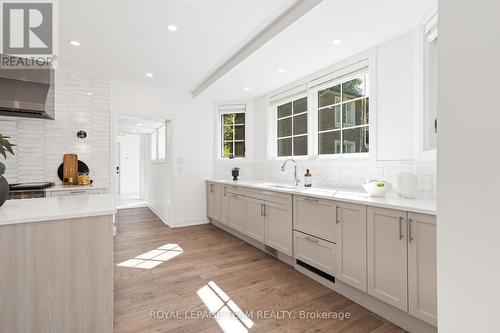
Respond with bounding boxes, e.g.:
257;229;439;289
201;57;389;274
206;184;215;219
367;207;408;312
212;184;224;222
245;197;265;243
294;231;336;276
226;194;245;233
265;201;293;256
336;202;367;292
408;212;437;326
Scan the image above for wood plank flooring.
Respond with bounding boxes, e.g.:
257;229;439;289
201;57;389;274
114;207;406;333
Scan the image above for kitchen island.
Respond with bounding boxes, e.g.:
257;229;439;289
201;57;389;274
0;194;115;333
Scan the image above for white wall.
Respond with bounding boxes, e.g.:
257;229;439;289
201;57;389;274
0;71;110;188
214;29;436;198
111;80;213;227
117;134;141;194
437;0;500;331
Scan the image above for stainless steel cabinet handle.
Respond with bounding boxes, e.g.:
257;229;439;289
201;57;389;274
408;218;414;243
260;204;264;216
304;197;319;202
305;236;319;243
336;206;340;224
70;190;86;194
399;216;404;240
209;184;214;193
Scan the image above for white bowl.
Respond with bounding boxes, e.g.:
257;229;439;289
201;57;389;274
362;181;392;197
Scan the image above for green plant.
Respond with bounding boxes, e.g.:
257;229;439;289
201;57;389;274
0;133;15;159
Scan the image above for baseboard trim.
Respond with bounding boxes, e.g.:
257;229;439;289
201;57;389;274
172;217;209;228
146;204;172;227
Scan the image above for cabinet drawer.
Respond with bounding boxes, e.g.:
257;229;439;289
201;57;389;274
49;188;105;197
224;185;245;196
294;231;336;276
293;195;336;242
245;188;292;206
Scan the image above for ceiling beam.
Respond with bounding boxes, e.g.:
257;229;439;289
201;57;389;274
192;0;323;97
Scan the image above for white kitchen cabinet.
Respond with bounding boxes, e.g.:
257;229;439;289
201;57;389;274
245;197;265;243
408;212;437;326
225;193;245;233
294;231;336;276
293;196;336;242
265;201;293;256
367;207;408;312
336;202;367;292
206;183;224;222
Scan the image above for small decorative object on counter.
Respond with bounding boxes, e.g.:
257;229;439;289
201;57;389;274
0;133;16;207
362;180;393;198
231;167;240;181
397;173;418;199
304;169;312;187
78;171;91;185
63;153;79;185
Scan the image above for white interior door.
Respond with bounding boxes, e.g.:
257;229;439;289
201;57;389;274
117;134;141;196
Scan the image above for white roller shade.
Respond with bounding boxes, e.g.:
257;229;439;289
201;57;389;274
269;84;307;106
308;59;369;89
218;104;246;115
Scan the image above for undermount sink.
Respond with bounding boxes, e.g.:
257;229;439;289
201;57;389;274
259;183;298;190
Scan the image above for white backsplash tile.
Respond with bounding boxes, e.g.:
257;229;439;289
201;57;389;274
0;71;110;188
214;158;436;199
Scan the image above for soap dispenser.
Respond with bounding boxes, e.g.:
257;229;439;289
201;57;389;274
304;169;312;187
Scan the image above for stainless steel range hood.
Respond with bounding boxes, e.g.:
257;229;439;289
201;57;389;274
0;55;55;119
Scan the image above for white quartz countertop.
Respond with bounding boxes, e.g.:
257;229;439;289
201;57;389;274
0;194;116;226
207;179;437;215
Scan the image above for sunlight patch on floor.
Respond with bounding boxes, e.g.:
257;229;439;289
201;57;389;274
117;243;183;269
197;281;254;333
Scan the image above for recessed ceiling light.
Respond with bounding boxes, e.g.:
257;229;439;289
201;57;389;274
243;87;250;91
137;123;142;127
332;39;343;46
131;129;136;133
69;40;80;46
87;92;93;96
278;68;285;74
145;73;154;78
167;25;178;32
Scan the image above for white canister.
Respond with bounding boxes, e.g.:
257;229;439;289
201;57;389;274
397;173;418;199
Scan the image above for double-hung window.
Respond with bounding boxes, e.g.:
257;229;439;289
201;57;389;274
219;104;246;159
317;74;369;155
276;96;308;157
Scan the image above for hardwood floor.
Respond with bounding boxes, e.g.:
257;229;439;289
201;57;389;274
114;207;406;333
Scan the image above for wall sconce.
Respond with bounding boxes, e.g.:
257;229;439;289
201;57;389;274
77;130;87;141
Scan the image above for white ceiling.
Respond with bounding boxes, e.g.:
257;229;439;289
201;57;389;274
58;0;293;89
117;116;164;135
59;0;436;102
200;0;436;101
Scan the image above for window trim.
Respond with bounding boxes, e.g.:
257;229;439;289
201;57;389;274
417;4;438;158
270;94;310;159
216;103;247;160
266;50;376;161
151;122;166;163
313;72;370;157
275;97;309;158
